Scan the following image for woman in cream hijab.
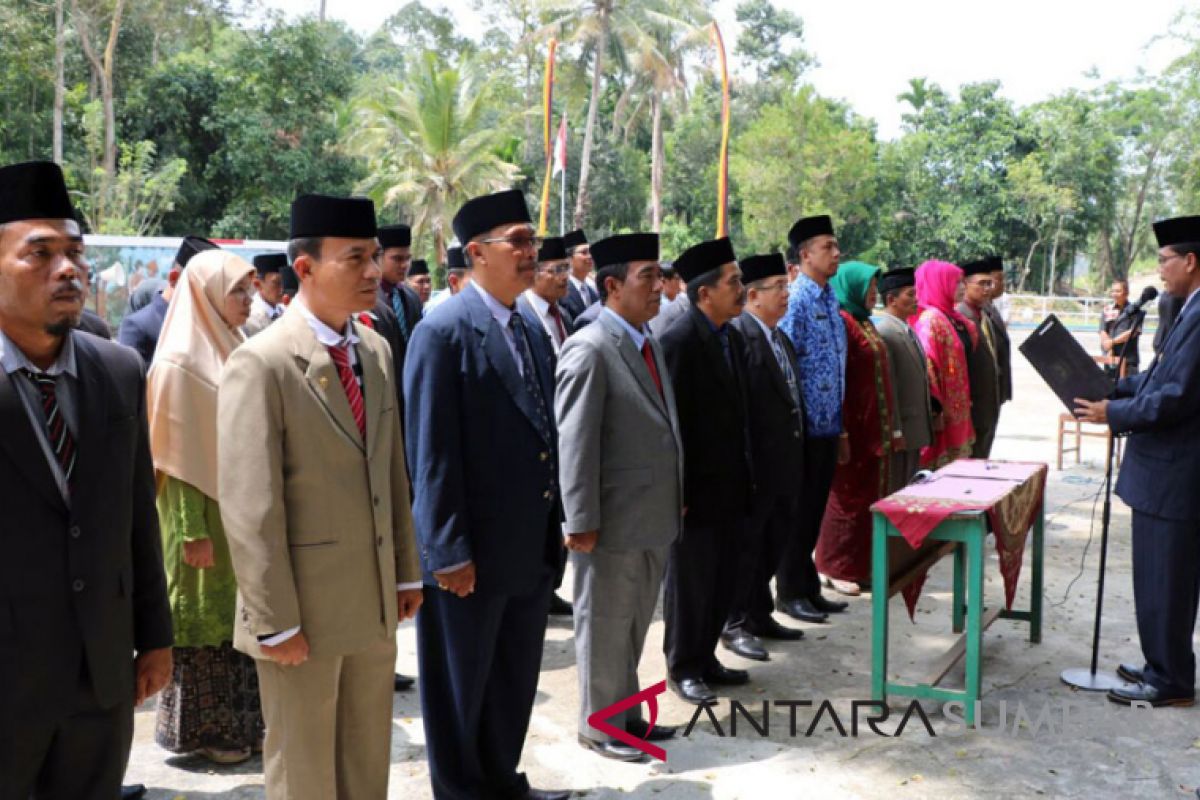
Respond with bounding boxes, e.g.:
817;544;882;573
147;248;261;764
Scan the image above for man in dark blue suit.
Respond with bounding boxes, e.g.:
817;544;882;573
561;228;597;320
116;235;216;365
1076;215;1200;708
404;189;569;800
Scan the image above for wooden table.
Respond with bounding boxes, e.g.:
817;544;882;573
869;460;1046;724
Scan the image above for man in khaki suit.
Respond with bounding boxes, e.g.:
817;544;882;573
218;193;423;799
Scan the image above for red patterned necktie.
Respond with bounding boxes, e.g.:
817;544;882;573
641;340;664;400
548;303;568;344
326;344;365;441
21;368;76;487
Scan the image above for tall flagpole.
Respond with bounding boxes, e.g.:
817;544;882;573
560;148;566;235
711;21;731;239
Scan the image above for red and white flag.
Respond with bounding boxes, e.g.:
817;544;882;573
551;115;568;176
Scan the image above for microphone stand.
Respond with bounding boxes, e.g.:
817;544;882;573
1061;308;1144;691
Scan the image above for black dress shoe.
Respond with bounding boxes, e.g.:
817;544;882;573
703;662;750;686
776;597;828;623
721;631;769;661
522;789;572;800
394;673;415;692
578;735;648;762
1116;663;1144;684
671;677;716;704
1106;682;1194;708
749;617;804;641
625;720;677;741
809;593;849;614
121;786;147;800
548;594;574;616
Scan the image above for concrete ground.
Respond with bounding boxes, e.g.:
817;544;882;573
125;329;1200;799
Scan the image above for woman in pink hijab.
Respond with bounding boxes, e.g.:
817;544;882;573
911;260;976;467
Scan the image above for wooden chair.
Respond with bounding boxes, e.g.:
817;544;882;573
1056;413;1121;470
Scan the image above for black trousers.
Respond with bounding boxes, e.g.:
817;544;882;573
664;514;745;680
726;493;798;635
417;570;553;800
2;664;133;800
1131;510;1200;695
775;436;838;602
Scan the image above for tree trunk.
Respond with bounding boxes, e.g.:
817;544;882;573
1121;144;1159;274
53;0;65;164
650;90;663;231
72;0;126;177
573;7;608;229
1016;237;1041;293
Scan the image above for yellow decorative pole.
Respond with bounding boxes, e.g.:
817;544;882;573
711;22;731;239
538;39;557;236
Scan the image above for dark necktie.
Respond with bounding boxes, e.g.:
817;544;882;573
548;303;568;345
641;339;664;400
771;329;801;409
390;288;410;343
508;314;553;442
21;369;76;486
327;344;365;441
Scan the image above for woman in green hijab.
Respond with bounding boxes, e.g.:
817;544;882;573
816;262;898;595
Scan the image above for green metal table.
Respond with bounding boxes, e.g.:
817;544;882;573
869;465;1045;725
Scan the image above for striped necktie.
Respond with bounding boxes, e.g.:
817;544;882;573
390;287;410;343
21;368;76;486
326;344;366;442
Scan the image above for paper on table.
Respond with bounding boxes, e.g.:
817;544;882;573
938;459;1045;482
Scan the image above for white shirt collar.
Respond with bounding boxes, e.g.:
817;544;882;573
746;309;777;340
601;307;647;350
471;281;515;328
293;298;359;348
569;275;589;293
252;293;283;318
523;289;552;318
0;326;77;378
1183;285;1200;315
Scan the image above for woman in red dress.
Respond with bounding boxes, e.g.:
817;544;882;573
815;261;897;593
911;260;976;467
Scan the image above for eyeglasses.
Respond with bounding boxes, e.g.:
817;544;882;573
971;279;995;289
538;263;571;275
479;233;543;252
1158;253;1184;267
756;282;790;293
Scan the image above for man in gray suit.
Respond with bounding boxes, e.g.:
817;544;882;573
957;259;1002;458
555;233;684;762
876;267;934;491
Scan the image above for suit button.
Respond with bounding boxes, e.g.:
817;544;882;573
373;495;380;507
72;579;85;592
543;490;551;500
69;525;81;538
377;536;384;546
540;452;549;462
793;431;801;439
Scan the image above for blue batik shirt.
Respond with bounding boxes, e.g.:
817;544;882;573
779;272;847;438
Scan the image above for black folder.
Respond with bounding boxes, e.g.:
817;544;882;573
1019;314;1112;412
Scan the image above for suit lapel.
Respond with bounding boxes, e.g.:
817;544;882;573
287;314;365;452
356;321;387;459
70;334;110;513
0;367;64;510
744;315;794;407
602;313;668;419
689;307;738;402
465;287;550;444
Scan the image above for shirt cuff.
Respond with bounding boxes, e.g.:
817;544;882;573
258;626;301;646
396;581;423;591
433;560;471;575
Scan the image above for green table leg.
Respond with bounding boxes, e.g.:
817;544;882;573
964;521;985;726
952;542;965;634
1030;509;1044;643
871;514;890;706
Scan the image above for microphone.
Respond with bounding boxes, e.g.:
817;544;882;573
1122;286;1159;316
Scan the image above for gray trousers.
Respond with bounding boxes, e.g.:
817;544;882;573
888;448;923;494
573;545;668;742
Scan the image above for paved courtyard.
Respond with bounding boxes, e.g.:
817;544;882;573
125;330;1200;799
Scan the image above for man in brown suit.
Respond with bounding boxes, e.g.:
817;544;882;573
218;194;423;799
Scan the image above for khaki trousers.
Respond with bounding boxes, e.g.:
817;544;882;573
255;635;397;800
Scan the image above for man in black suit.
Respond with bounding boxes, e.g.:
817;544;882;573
561;228;598;319
116;235;217;366
0;161;173;800
722;254;806;662
659;237;755;704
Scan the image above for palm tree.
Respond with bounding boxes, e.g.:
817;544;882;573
346;52;522;259
538;0;705;229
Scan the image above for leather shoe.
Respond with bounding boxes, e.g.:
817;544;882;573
671;677;716;704
578;735;647;762
721;631;768;661
1116;663;1144;684
1106;682;1194;708
121;786;147;800
548;594;573;616
626;720;677;741
748;617;804;641
394;672;415;691
776;597;828;623
704;662;749;686
809;593;849;613
521;789;572;800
